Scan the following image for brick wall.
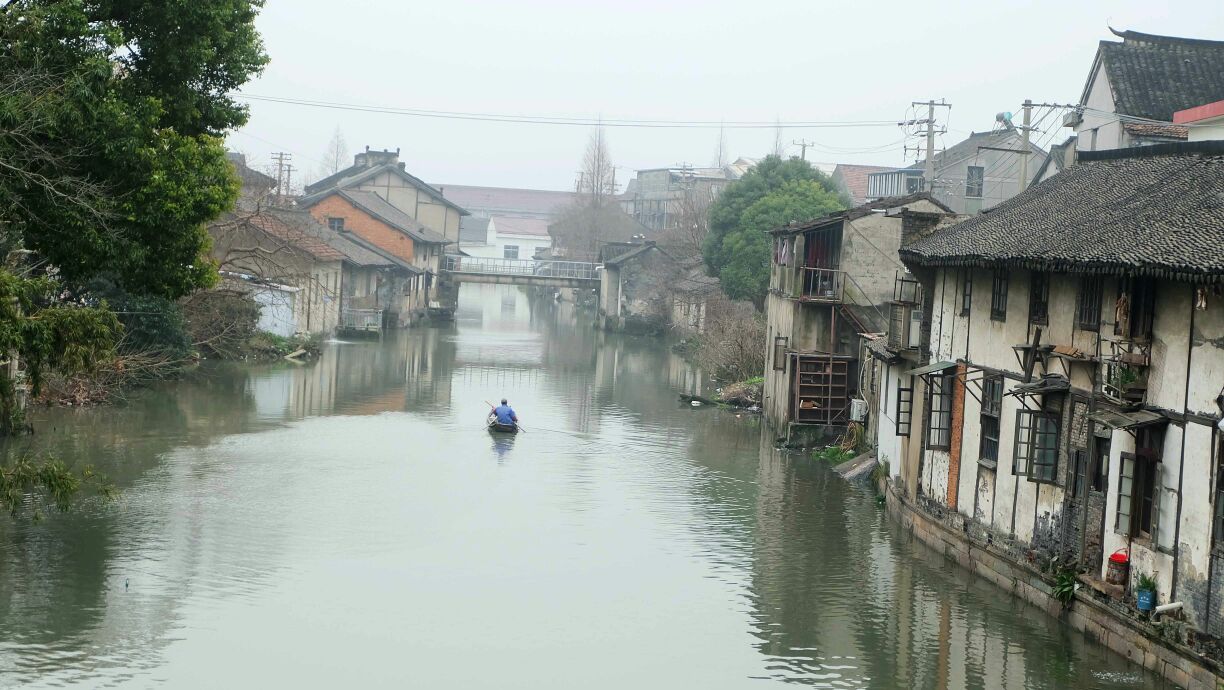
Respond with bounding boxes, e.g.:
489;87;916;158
309;194;416;264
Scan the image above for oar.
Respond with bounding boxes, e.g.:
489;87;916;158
484;400;525;433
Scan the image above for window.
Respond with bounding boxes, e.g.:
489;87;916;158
1029;271;1049;325
896;378;913;437
1092;435;1111;493
327;217;345;232
905;175;924;194
965;165;985;198
1014;409;1060;482
991;270;1009;321
1115;277;1156;341
961;270;972;316
927;373;953;450
1077;276;1103;331
773;336;788;371
979;376;1003;465
503;245;520;260
1117;452;1162;544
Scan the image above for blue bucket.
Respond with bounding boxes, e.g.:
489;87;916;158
1137;588;1156;612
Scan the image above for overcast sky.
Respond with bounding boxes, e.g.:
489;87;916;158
228;0;1224;191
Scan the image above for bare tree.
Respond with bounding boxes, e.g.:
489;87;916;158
713;123;727;169
0;62;111;236
772;116;785;158
695;295;766;382
661;185;712;259
577;125;615;206
322;127;348;175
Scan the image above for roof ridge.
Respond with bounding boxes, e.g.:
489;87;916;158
1108;28;1224;47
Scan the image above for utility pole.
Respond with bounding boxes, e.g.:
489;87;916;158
908;100;951;194
271;151;291;204
1019;99;1033;192
792;139;816;161
283;164;295;201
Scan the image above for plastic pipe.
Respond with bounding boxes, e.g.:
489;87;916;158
1154;602;1183;620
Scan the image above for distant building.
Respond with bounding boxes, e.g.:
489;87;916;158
1068;30;1224;153
830;164;893;206
435;184;579;221
300;148;464;320
1175;99;1224;142
459;216;552;260
867;127;1047;215
618;158;756;232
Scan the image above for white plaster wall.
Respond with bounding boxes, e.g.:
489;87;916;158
1148;284;1192;412
1186;291;1224;415
1078;63;1127;151
875;361;902;479
1179;422;1216;622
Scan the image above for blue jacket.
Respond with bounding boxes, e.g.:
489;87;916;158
493;404;517;425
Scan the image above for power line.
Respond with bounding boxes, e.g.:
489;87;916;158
233;93;902;130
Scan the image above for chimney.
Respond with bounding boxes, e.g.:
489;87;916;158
354;146;400;169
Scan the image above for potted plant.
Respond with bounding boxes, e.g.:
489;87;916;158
1136;572;1157;613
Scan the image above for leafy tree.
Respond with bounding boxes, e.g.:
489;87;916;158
0;0;269;299
704;156;844;303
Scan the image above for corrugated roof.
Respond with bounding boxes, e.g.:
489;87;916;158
434;184;577;218
900;141;1224;282
493;216;550;237
771;192;952;236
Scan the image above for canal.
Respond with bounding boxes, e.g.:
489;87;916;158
0;284;1169;689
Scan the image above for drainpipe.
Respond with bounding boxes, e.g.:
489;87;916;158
1171;283;1195;601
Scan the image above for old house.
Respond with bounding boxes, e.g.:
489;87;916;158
618;163;750;232
1067;30;1224;154
301;148;466;317
830;164;893;207
762;194;952;443
597;243;673;333
891;140;1224;641
458;216;552;260
867;127;1047;215
304;188;451;326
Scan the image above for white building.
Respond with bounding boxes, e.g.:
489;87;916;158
458;216;552;260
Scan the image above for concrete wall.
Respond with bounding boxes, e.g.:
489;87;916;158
931;132;1045;215
352;170;462;243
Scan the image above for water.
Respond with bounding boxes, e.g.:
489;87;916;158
0;284;1169;689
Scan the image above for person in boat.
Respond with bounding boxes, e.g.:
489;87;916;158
492;398;518;426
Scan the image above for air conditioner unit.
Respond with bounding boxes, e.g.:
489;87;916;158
850;398;869;422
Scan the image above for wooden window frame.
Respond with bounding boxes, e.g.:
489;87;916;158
327;217;345;232
1013;408;1060;483
1214;439;1224;548
1077;276;1103;331
960;269;972;316
991;270;1009;322
1029;271;1049;325
927;373;953;450
1116;451;1162;547
979;375;1002;466
896;378;913;437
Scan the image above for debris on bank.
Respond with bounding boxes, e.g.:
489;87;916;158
833;451;878;482
678;377;762;412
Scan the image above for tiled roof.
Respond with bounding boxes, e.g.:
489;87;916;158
1122;121;1189;139
1096;30;1224;121
434;184;578;218
339;190;451;245
900;142;1224;283
492;216;550;237
269;209;406;269
243;212;345;262
303;163;468;215
832;164;893;205
771;192;952;236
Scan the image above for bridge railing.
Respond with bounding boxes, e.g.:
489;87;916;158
443;255;599;281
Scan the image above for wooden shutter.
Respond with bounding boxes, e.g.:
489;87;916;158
896;378;913;437
1116;452;1136;535
1013;410;1033;476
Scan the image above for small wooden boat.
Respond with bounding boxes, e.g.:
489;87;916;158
487;414;519;434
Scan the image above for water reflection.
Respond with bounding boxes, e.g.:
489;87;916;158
0;283;1169;689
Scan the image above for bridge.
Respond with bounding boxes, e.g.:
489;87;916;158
442;255;601;288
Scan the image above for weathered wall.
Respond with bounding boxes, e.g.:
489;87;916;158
309;195;416;264
1077;63;1128;152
